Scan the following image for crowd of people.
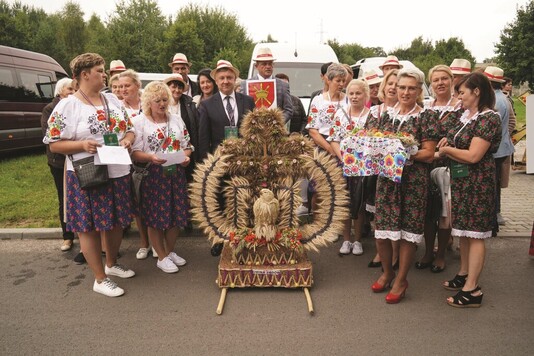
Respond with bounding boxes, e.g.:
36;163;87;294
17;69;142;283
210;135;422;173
42;49;516;307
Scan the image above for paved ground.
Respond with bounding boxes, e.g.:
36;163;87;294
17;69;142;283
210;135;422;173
1;235;533;355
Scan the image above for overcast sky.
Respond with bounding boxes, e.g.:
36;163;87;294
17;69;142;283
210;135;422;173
9;0;530;62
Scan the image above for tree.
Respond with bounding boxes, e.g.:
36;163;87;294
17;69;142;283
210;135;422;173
33;14;69;72
59;1;86;62
0;1;47;50
85;14;113;62
496;0;534;90
434;37;475;67
107;0;168;72
169;4;253;74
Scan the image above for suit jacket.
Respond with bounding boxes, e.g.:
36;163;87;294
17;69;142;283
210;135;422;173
179;94;199;180
186;75;200;97
241;76;293;123
197;92;255;160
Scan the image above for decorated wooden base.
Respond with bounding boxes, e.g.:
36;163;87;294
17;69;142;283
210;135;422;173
215;243;314;315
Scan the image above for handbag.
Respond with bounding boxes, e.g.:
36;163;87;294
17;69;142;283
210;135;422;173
70;94;112;189
71;155;109;188
131;162;150;203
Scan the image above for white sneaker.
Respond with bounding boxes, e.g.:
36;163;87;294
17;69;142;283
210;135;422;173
93;278;124;297
105;264;135;278
157;257;179;273
352;241;364;255
136;247;150;260
296;204;309;216
152;247;158;258
339;240;352;254
168;252;187;266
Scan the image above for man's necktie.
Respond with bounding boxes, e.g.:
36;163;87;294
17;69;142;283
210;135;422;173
225;96;235;126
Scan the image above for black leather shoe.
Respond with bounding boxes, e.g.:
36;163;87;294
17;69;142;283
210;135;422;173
211;242;224;257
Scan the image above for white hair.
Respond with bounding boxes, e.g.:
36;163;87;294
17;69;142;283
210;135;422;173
397;67;425;86
54;77;73;97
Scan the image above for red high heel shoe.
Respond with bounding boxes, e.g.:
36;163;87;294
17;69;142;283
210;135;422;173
385;281;409;304
371;276;394;293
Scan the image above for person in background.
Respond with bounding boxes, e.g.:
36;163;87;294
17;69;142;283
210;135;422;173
483;66;514;230
43;53;136;297
379;55;403;75
502;77;516;134
109;74;122;100
328;78;370;256
41;77;76;252
449;58;472;94
439;72;502;308
362;69;382;107
164;74;199;183
102;60;127;94
342;64;354;90
241;47;293;123
307;61;334;117
118;69;142;119
131;81;192;273
274;73;307;134
366;68;439;304
169;53;200;97
192;68;218;106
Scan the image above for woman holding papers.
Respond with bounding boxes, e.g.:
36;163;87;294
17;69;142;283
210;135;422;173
43;53;136;297
131;81;192;274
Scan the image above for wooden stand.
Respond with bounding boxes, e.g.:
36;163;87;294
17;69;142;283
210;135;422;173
215;243;314;315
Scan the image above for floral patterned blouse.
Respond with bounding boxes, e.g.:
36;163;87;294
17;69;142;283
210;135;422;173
327;106;369;143
43;93;133;178
131;113;192;155
305;94;348;136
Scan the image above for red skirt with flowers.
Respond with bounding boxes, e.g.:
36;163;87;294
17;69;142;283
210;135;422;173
66;172;133;233
140;164;189;230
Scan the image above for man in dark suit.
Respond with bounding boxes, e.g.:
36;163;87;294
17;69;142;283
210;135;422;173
169;53;200;97
241;47;293;124
198;59;255;161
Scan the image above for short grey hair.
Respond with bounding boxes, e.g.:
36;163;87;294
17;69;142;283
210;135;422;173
325;63;347;81
397;67;425;86
54;77;73;97
118;69;142;89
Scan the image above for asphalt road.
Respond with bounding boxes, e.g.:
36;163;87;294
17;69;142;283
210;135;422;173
1;235;533;355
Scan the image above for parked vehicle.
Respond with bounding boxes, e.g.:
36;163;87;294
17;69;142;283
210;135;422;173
0;45;67;153
247;42;339;113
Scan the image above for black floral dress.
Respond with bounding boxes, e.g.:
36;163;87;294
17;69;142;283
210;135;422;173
366;108;440;242
442;110;502;238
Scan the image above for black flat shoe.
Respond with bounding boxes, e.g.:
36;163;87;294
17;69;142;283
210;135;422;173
431;265;445;273
415;261;432;269
368;260;381;268
211;242;224;257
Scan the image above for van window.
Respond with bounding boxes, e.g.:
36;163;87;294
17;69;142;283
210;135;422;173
19;71;54;100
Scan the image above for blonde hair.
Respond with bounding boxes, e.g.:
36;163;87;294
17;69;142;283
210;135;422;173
141;81;172;116
378;69;398;102
109;73;120;85
428;64;453;82
70;53;105;80
346;79;369;101
118;69;141;89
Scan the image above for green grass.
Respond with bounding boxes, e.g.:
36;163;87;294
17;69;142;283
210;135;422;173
513;97;526;128
0;152;59;228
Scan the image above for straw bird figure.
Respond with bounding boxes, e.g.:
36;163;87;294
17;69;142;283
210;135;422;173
253;189;279;241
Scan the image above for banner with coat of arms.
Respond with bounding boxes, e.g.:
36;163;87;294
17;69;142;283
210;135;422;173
246;79;277;110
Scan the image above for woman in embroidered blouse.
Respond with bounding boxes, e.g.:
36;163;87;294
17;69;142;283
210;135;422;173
439;72;501;307
367;69;400;269
131;81;192;274
43;53;135;297
329;79;370;256
417;65;461;273
119;69;142;118
366;68;439;304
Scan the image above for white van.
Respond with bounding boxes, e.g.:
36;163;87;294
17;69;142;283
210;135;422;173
247;42;339;112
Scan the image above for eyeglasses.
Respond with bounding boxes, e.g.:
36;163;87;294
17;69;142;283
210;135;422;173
396;85;420;93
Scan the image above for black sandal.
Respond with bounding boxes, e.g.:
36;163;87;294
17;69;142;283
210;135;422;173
443;274;467;290
447;286;483;308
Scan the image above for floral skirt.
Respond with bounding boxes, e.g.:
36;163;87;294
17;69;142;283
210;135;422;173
140;164;189;230
66;172;133;233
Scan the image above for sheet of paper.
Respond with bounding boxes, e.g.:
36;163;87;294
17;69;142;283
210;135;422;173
95;146;132;165
155;150;186;166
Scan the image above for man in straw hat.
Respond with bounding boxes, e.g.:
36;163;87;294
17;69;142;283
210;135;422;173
483;66;515;231
379;55;403;75
362;69;383;107
241;47;293;124
169;53;200;97
198;59;255;256
449;58;472;88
